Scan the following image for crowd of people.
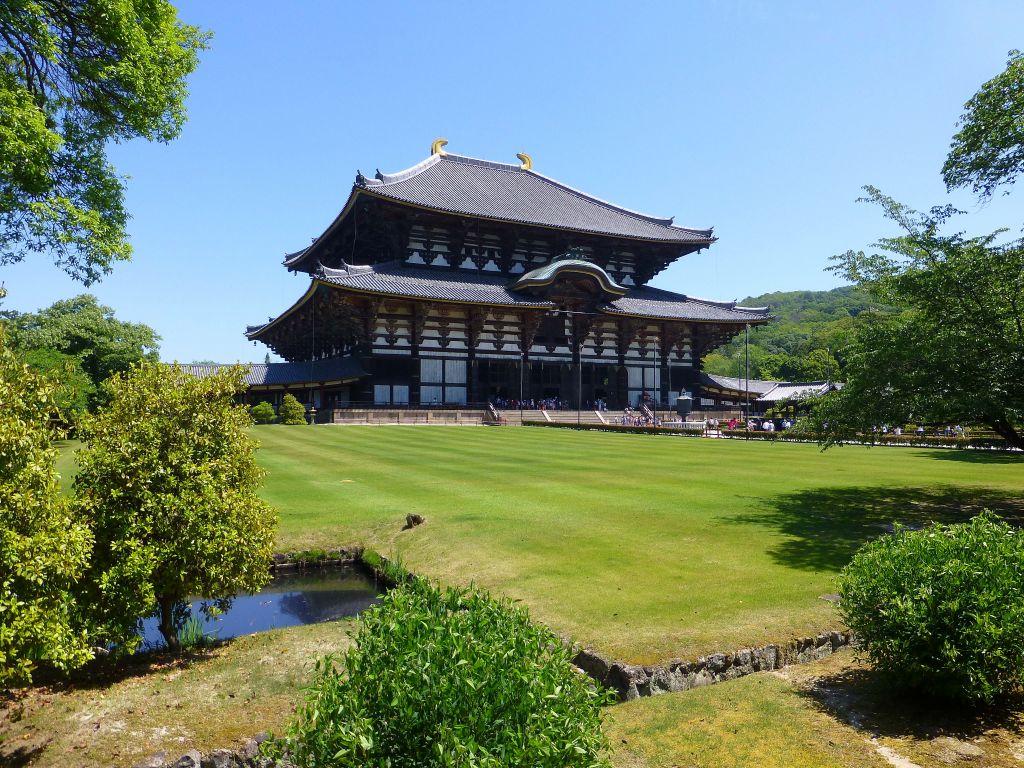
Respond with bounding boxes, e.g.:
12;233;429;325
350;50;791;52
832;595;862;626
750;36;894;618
489;396;612;412
620;405;662;428
875;424;965;437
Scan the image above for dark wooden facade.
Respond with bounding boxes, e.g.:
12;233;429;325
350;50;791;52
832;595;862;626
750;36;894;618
248;146;770;409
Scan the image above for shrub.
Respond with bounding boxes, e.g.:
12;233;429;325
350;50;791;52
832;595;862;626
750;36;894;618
279;393;307;425
0;331;93;686
250;400;276;424
74;363;277;653
839;511;1024;703
281;579;611;767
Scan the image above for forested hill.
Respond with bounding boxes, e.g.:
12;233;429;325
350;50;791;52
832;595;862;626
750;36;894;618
702;285;898;381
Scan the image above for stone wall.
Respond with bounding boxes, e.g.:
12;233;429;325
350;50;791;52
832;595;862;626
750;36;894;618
573;630;854;701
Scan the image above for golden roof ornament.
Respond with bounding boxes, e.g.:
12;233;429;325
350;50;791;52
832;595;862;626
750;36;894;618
431;137;448;156
516;152;533;171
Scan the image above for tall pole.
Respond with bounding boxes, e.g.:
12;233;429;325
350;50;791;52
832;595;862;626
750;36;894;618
519;350;524;422
653;329;659;427
577;331;582;426
744;323;750;439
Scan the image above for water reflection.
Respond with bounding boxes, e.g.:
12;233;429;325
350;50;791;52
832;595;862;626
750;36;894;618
139;567;382;648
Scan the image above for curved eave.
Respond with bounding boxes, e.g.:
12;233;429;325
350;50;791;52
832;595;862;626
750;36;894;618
512;261;627;298
282;188;362;271
246;279;556;341
246;281;319;340
598;306;773;325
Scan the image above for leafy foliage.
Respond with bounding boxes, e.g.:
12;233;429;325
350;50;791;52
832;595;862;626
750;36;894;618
702;286;895;381
943;50;1024;200
73;363;277;653
839;512;1024;703
19;346;94;415
816;188;1024;448
0;328;92;686
7;295;159;412
0;1;208;283
250;400;276;424
281;579;611;767
279;393;307;425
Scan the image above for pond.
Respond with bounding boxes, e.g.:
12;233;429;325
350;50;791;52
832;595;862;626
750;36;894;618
139;567;383;649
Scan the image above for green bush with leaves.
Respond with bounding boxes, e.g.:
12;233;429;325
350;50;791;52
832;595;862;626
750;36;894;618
0;330;93;686
250;400;276;424
839;512;1024;703
73;363;277;653
281;579;611;767
279;393;307;425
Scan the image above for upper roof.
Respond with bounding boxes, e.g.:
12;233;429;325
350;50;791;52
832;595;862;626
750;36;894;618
357;153;714;244
181;357;366;386
284;149;716;272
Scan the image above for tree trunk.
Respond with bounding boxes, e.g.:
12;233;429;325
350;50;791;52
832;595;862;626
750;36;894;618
989;418;1024;450
158;596;181;655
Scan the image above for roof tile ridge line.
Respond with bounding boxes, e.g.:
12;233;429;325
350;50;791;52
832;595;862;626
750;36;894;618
678;293;740;309
523;167;674;226
362;154;444;187
340;261;512;285
441;152;525;173
524;167;710;234
625;284;690;301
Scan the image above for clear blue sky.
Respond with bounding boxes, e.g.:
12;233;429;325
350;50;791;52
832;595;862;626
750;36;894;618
3;1;1022;362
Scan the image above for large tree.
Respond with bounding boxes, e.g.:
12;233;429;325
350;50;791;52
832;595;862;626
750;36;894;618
0;322;93;687
73;363;276;653
10;294;159;409
943;50;1024;201
815;188;1024;448
0;1;207;283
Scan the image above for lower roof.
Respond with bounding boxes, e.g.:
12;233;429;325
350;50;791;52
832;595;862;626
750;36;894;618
700;373;842;402
248;262;770;339
182;357;366;387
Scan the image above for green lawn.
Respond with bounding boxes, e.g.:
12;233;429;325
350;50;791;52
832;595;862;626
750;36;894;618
42;428;1024;767
608;648;1024;768
242;425;1024;664
1;621;354;768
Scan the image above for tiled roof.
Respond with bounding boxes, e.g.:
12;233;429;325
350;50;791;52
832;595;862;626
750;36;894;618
355;153;715;244
602;285;772;323
700;372;780;395
181;357;365;386
316;262;555;307
757;381;841;403
315;262;769;322
248;263;770;340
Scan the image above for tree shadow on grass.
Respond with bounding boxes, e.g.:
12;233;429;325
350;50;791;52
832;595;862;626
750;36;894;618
25;645;216;695
0;742;48;768
922;450;1024;465
723;486;1024;572
800;665;1024;746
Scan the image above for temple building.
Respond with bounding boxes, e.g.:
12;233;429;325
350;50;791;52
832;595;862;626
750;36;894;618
245;140;770;413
